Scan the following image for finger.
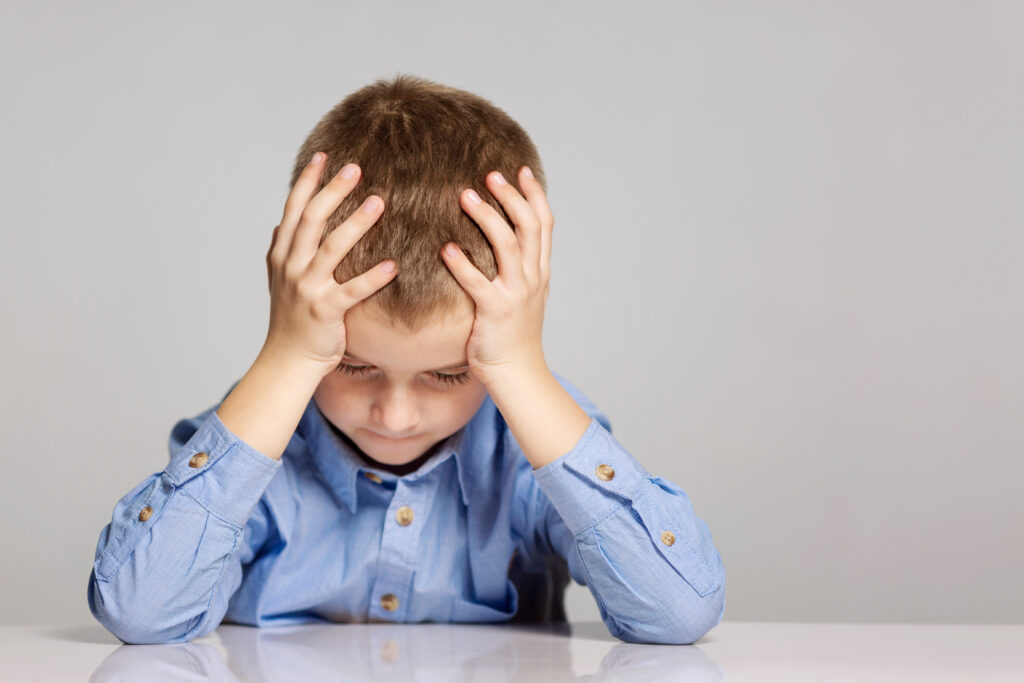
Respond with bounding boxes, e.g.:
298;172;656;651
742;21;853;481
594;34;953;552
440;242;496;305
307;195;385;284
327;259;398;311
486;170;542;285
517;166;554;284
274;152;328;267
289;161;362;269
460;188;523;284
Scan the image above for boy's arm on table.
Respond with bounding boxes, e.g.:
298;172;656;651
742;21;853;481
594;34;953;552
508;372;726;645
87;386;283;645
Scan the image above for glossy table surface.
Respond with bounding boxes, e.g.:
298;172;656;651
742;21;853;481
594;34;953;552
2;621;1022;682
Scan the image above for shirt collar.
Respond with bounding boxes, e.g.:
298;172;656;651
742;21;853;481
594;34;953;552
296;398;481;514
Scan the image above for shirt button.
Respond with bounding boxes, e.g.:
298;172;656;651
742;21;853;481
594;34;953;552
395;506;414;526
595;464;615;481
661;531;676;546
380;593;399;611
363;471;383;484
188;452;209;468
138;506;153;522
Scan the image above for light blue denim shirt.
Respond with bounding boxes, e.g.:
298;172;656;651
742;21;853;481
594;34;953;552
88;372;725;645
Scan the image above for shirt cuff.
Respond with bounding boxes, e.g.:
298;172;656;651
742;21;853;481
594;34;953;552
532;416;649;535
163;409;283;528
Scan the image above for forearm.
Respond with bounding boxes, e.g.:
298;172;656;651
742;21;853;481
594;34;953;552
90;405;282;643
483;353;593;470
531;417;726;644
89;481;243;643
216;345;328;461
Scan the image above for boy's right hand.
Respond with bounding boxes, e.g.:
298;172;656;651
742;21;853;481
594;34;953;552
262;153;397;375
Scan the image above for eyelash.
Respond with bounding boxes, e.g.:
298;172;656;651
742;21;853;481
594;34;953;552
334;363;472;387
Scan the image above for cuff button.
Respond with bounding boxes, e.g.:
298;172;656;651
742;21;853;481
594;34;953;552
138;506;153;522
380;593;399;611
595;464;615;481
661;530;676;546
188;452;209;468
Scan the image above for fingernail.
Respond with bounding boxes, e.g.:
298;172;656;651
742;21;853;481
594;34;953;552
311;152;325;164
466;189;482;204
381;260;395;273
492;172;507;185
445;243;461;257
341;164;358;179
363;196;381;213
522;166;534;179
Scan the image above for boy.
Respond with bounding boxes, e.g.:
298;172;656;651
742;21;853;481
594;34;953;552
87;75;726;645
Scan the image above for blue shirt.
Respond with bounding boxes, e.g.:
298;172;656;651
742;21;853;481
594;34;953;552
87;372;725;645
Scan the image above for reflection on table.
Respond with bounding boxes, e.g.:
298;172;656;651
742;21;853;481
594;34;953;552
89;621;721;682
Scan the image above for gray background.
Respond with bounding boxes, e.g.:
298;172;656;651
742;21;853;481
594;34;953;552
1;0;1020;626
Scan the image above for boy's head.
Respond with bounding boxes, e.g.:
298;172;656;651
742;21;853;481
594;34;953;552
296;74;545;467
289;73;546;330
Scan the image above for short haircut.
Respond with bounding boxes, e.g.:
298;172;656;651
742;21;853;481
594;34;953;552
288;74;546;331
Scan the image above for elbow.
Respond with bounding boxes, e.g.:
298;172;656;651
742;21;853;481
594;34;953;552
608;573;726;645
613;598;724;645
87;569;203;644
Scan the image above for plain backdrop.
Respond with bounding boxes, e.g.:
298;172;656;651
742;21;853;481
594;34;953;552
1;0;1020;627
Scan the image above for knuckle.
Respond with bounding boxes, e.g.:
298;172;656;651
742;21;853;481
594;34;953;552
299;203;326;227
500;233;519;252
284;262;307;287
317;234;339;259
308;299;331;321
294;277;317;301
268;252;285;273
282;196;301;217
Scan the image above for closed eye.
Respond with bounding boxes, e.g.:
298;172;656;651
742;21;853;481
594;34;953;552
334;362;471;387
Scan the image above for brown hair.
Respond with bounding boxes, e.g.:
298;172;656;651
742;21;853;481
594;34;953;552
288;74;547;331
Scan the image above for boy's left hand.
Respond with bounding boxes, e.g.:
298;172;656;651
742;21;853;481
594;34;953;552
441;167;553;386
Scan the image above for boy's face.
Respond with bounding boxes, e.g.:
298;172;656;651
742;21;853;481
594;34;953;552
313;299;488;467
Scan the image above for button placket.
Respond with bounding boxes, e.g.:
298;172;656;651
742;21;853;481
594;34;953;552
369;477;436;621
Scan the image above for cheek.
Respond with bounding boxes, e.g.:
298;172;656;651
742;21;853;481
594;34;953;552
446;382;489;423
314;374;365;420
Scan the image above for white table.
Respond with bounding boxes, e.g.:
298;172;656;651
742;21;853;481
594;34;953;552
2;621;1022;681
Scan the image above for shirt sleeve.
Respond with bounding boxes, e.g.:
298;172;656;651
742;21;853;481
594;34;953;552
512;373;726;645
87;392;283;644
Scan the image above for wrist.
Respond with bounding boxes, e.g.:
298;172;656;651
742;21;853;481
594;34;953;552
475;347;549;389
216;347;327;462
256;342;337;383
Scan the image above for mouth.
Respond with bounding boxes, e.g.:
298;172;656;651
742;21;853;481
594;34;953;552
365;429;420;442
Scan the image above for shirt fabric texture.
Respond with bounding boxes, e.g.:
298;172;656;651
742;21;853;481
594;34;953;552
88;372;726;644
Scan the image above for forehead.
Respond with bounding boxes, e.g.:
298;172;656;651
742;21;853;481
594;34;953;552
343;302;474;370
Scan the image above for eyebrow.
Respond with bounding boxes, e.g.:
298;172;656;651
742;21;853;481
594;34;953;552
343;351;470;372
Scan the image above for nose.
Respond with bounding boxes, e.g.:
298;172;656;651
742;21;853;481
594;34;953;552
370;384;421;436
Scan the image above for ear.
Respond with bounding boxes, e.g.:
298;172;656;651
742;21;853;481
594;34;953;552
267;224;280;295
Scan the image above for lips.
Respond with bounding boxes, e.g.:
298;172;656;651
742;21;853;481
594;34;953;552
366;429;419;441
